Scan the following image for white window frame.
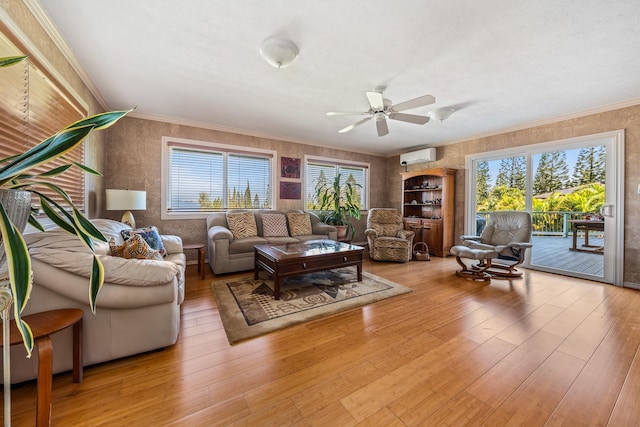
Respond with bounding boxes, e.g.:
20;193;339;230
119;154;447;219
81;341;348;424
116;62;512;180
303;155;370;211
161;136;277;220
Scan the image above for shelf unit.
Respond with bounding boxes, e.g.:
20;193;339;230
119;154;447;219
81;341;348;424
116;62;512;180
401;167;456;257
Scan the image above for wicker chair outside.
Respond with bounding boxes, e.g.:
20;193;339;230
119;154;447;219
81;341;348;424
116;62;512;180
365;208;415;262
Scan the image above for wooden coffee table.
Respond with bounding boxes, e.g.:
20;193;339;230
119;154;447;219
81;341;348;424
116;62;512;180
254;240;364;299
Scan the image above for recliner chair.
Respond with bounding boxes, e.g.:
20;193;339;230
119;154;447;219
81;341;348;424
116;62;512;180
458;210;533;277
365;208;415;262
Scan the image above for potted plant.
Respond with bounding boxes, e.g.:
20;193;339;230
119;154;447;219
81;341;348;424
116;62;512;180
0;55;131;355
314;173;362;240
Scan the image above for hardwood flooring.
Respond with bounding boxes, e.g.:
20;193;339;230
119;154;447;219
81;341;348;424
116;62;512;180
5;255;640;426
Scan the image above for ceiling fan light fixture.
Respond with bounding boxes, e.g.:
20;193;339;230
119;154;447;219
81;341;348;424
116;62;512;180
259;37;299;68
428;107;454;122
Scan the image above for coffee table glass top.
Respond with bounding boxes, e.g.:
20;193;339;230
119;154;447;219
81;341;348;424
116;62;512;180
269;239;362;255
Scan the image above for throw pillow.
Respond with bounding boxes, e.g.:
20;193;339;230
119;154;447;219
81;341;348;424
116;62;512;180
109;235;163;261
261;213;289;237
287;212;312;236
121;226;167;257
226;211;258;240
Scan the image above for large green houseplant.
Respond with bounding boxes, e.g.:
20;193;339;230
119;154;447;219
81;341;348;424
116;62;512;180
314;173;362;240
0;55;130;355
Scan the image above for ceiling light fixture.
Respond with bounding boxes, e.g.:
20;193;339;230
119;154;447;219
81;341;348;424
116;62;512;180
259;37;299;68
428;107;455;122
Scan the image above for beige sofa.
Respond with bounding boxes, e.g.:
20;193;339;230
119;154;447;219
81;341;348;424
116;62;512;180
3;219;185;383
206;209;337;274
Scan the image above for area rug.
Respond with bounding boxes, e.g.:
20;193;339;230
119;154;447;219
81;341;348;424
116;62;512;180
211;267;412;344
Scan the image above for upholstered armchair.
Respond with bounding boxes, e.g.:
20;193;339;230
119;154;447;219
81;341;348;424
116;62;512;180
365;208;415;262
459;210;533;277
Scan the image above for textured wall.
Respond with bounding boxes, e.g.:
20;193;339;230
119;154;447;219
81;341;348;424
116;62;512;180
389;104;640;285
102;117;390;247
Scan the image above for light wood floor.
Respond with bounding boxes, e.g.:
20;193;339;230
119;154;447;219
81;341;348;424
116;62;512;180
6;255;640;426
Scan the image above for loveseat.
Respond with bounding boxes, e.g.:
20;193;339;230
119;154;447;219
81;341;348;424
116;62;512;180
3;219;185;383
206;209;337;274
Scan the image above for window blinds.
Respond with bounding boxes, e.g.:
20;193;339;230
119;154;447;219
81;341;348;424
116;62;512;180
305;160;367;210
167;142;273;211
0;30;87;211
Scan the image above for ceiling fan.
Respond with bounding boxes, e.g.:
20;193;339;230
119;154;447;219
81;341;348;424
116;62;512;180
327;89;436;137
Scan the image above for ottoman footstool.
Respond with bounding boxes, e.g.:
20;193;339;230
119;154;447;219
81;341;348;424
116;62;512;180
450;246;499;281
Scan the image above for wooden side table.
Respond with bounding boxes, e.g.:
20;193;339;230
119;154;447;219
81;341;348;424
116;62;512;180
1;308;83;427
183;243;206;279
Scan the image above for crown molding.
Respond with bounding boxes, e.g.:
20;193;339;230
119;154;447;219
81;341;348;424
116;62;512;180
22;0;108;110
128;111;385;157
430;97;640;150
1;2;89;111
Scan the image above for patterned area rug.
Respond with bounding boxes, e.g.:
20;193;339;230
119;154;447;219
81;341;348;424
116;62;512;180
211;267;412;344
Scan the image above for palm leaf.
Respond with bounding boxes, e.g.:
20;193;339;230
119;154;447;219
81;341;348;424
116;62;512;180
70;161;102;176
0;125;95;183
38;197;77;235
38;164;73;177
0;203;34;356
89;256;104;313
64;109;132;131
73;208;106;242
27;215;46;232
0;56;26;67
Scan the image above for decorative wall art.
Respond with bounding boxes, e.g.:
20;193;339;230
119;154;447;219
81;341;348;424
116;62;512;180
280;181;301;200
280;157;301;179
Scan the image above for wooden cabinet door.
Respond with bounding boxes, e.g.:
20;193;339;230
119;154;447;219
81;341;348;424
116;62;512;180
422;220;443;256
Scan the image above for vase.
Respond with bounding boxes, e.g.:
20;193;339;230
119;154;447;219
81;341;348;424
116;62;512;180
335;225;348;240
0;189;32;274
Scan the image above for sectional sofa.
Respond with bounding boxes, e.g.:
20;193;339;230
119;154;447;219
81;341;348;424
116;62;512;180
206;209;337;274
3;219;185;383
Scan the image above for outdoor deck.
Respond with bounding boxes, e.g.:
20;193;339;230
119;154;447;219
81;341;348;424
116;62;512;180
530;235;604;277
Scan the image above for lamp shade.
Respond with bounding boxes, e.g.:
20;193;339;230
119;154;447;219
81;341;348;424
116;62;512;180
105;189;146;211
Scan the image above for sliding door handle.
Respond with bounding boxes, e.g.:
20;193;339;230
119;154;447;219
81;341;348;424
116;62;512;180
600;204;614;218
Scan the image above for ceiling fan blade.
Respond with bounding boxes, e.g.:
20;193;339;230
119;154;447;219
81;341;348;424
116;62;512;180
338;116;372;133
391;94;436;112
326;111;370;116
366;91;385;110
388;112;430;125
376;117;389;137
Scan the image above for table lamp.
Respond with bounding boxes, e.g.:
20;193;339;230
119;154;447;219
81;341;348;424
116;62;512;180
105;189;146;228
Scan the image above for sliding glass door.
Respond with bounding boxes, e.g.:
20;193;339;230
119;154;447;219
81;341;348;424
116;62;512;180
466;131;624;285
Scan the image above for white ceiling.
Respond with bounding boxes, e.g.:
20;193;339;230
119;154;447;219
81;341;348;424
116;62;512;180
31;0;640;156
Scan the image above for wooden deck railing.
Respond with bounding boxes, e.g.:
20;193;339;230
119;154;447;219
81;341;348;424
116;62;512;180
477;211;601;237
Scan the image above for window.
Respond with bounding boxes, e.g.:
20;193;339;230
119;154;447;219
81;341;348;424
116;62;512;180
0;30;87;211
162;137;275;219
304;156;369;210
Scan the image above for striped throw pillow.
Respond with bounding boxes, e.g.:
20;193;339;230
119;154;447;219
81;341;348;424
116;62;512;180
287;213;312;236
226;212;258;240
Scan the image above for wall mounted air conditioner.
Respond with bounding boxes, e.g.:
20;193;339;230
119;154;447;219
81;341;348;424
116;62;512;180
400;148;436;165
